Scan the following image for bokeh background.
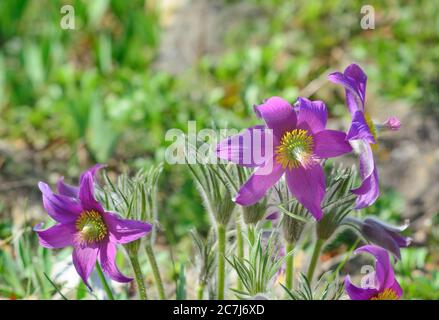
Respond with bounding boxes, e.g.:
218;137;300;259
0;0;438;299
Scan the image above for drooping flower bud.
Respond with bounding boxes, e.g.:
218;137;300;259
344;216;411;259
375;116;401;132
383;116;401;131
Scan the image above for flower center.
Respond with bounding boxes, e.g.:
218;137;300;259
76;210;107;244
275;129;314;169
370;288;398;300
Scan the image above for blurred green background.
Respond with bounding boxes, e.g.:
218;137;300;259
0;0;438;299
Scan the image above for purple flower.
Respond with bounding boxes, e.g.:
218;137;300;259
35;166;152;288
345;245;403;300
328;64;400;209
216;96;352;220
347;216;411;260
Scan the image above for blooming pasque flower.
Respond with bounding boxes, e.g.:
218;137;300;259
345;216;411;260
35;166;152;288
216;96;352;220
328;64;400;209
345;245;403;300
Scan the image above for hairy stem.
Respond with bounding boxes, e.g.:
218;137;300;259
145;243;166;300
285;242;294;291
197;283;205;300
247;224;255;245
307;238;325;282
236;218;244;291
217;223;226;300
128;255;148;300
95;262;115;300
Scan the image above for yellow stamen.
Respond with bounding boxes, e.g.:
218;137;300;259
370;288;399;300
365;112;378;152
275;129;314;170
76;210;107;244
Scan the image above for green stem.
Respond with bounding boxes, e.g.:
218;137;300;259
145;243;166;300
128;255;148;300
330;237;361;282
247;224;255;245
197;283;205;300
285;242;294;291
95;262;115;300
236;219;244;291
307;238;325;282
217;223;226;300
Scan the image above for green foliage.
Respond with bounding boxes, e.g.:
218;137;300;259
98;165;162;221
318;166;357;240
186;143;236;226
227;233;291;299
190;229;216;289
396;248;439;300
282;272;344;300
175;264;186;300
0;225;55;299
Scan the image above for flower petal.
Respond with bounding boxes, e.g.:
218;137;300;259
296;97;328;133
265;211;279;221
216;125;273;167
57;177;79;198
346;111;375;143
362;221;403;260
254;97;297;139
344;275;377;300
313;129;352;159
328;64;367;114
104;212;152;244
57;164;105;198
388;279;403;299
389;231;412;248
351;141;379;208
234;158;285;206
79;172;104;213
72;244;99;289
286;164;325;220
353;167;379;209
34;222;76;248
364;217;409;233
355;245;395;291
98;241;132;283
79;164;106;184
38;182;82;223
362;217;411;259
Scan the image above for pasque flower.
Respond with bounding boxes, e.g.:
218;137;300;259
328;64;400;209
35;166;152;288
345;216;411;259
345;245;403;300
217;96;352;220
